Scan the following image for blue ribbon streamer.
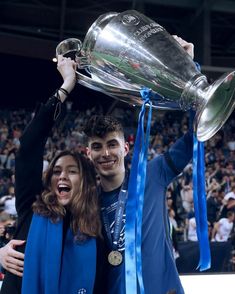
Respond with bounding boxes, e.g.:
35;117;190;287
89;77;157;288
125;88;152;294
193;134;211;271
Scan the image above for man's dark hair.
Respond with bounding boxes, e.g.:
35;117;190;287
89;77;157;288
227;211;235;218
83;115;124;139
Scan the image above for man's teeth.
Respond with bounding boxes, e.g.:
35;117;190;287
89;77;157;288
100;161;115;166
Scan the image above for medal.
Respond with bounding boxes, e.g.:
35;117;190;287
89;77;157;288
101;176;128;267
108;250;123;266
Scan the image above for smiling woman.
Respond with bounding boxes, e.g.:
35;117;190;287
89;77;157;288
0;57;102;294
33;150;99;238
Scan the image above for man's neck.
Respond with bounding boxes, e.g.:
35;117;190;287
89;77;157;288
100;171;125;192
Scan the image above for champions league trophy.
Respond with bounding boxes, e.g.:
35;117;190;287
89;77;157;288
56;10;235;142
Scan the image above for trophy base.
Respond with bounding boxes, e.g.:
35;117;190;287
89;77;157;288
195;71;235;142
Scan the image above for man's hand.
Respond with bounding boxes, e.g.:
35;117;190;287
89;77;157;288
0;240;25;277
172;35;194;59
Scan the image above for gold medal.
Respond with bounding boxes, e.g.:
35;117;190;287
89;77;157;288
108;250;123;266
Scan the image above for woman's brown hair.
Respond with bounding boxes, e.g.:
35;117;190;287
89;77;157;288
33;150;101;240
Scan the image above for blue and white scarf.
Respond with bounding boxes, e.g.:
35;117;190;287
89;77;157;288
22;214;96;294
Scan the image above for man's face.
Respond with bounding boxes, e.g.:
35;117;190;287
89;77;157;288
87;131;129;178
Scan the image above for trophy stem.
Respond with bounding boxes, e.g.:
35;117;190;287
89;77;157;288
181;74;209;111
194;71;235;142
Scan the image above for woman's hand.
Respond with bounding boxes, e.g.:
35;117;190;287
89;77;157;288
57;55;77;102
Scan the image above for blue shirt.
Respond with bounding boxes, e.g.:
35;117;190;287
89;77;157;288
101;188;126;294
101;132;193;294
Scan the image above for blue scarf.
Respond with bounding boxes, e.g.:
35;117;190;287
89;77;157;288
22;214;96;294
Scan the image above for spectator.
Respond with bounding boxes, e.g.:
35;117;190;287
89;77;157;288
180;181;193;213
207;189;220;227
223;184;235;204
187;216;198;242
220;198;235;219
212;211;235;242
0;212;14;247
168;208;181;259
0;186;17;217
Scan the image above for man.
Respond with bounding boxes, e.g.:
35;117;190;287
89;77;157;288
83;110;193;293
207;189;220;227
211;211;235;242
83;38;194;294
0;37;194;294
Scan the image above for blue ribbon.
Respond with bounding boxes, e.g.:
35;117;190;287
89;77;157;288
193;134;211;271
125;88;152;294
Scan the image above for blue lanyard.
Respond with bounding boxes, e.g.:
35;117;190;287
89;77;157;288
193;135;211;271
125;88;152;294
101;174;128;250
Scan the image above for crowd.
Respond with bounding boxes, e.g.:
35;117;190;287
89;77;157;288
0;104;235;272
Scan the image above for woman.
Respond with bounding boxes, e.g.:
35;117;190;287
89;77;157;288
0;56;102;294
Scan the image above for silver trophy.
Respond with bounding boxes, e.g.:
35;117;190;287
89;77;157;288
56;10;235;142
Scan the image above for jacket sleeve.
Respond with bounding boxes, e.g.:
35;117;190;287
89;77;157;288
163;130;193;185
162;109;195;182
15;95;66;216
165;132;193;170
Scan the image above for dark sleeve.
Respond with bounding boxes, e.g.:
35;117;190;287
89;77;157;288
163;131;193;184
15;95;66;216
163;110;195;178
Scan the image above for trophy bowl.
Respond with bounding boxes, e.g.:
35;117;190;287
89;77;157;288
56;10;235;142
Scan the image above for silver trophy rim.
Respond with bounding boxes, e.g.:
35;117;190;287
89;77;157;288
195;71;235;142
82;12;118;57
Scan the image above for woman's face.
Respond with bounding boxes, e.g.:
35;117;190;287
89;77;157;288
50;155;81;206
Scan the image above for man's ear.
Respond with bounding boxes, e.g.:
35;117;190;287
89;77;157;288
124;142;129;156
86;147;91;159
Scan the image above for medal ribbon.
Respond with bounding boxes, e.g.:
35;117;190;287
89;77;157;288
191;62;211;271
193;134;211;271
125;88;152;294
101;176;129;251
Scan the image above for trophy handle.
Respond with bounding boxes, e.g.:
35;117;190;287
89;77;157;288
56;38;83;59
